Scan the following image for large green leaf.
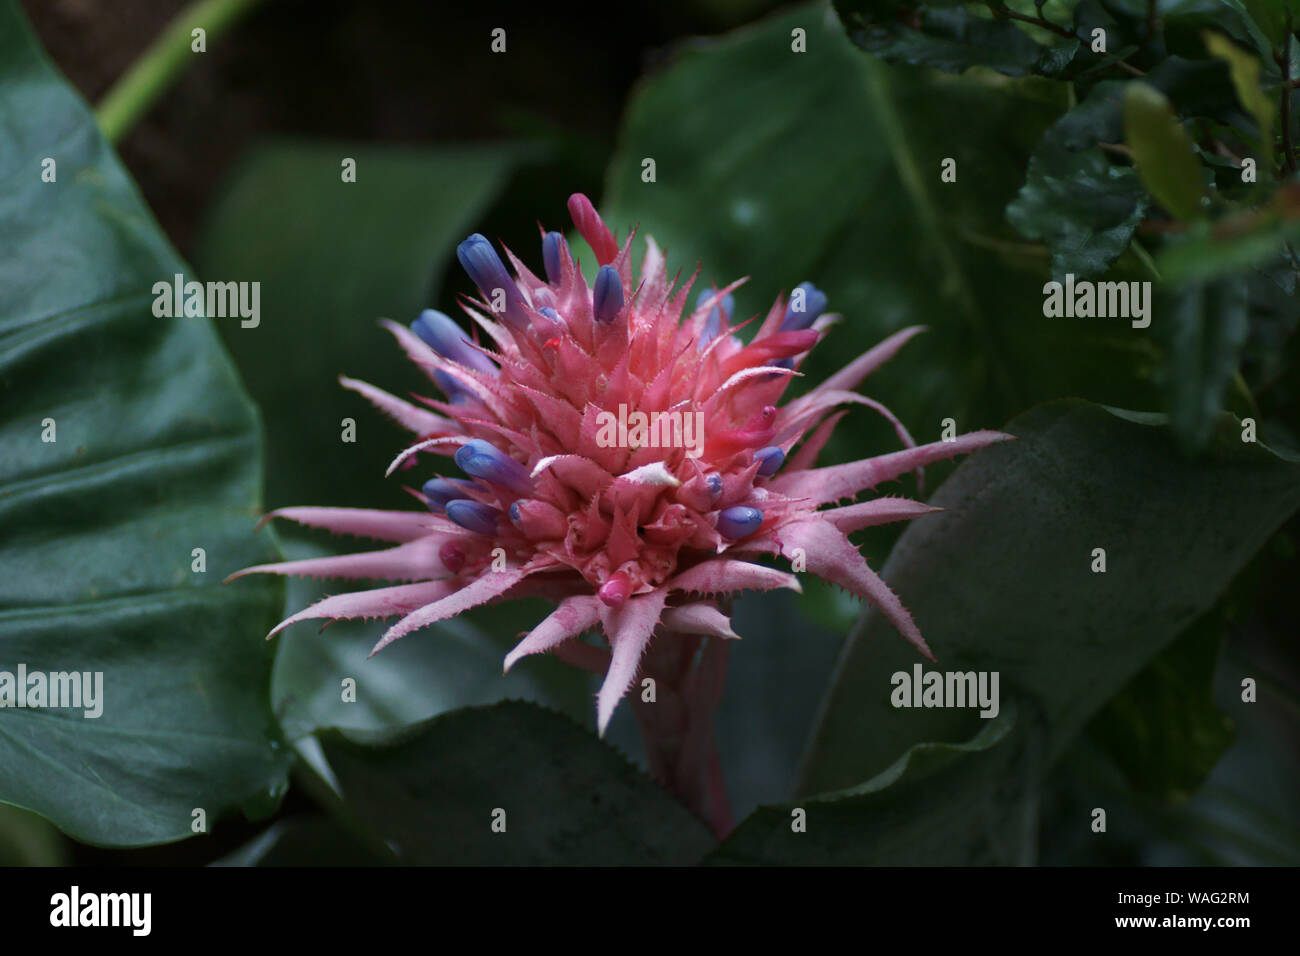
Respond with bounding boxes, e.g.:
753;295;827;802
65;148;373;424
709;705;1039;864
196;140;528;511
799;400;1300;796
320;702;714;865
0;1;289;845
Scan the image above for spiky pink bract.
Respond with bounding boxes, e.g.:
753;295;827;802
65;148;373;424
232;194;1011;764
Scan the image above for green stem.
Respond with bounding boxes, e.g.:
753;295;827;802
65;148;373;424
1129;238;1162;283
96;0;265;144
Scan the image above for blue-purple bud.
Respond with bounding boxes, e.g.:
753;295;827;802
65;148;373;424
696;289;735;350
717;505;763;539
433;370;483;404
779;282;828;332
537;306;561;323
422;477;465;510
445;499;501;536
706;474;723;498
456;234;528;329
410;310;497;375
454;439;534;495
593;264;624;324
509;501;522;524
754;446;785;477
542;231;565;284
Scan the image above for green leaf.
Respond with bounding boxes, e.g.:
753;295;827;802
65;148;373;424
1157;202;1300;284
1202;29;1274;165
834;2;1048;77
320;701;714;865
1086;609;1234;803
1052;59;1241;153
0;805;69;865
1007;139;1148;279
1229;0;1300;50
0;1;289;845
196;140;528;511
710;705;1039;864
1157;278;1250;451
1124;82;1209;220
799;400;1300;795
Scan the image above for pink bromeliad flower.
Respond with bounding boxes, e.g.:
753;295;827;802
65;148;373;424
232;194;1011;835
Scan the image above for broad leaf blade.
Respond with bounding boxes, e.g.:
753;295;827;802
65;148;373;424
320;701;714;865
0;1;289;846
799;400;1300;795
197;141;528;510
710;705;1039;865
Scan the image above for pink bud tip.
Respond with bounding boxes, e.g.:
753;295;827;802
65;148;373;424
597;571;632;608
439;542;466;574
567;193;619;265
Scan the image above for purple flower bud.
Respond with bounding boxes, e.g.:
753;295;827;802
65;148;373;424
454;438;534;495
445;499;500;536
542;231;565;284
754;446;785;477
431;369;463;400
696;289;735;350
706;474;723;497
422;477;464;510
593;264;624;324
509;501;522;524
717;505;763;539
779;281;827;332
410;310;498;376
456;234;528;330
537;306;561;323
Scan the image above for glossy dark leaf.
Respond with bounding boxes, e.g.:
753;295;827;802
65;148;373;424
710;705;1038;865
320;702;714;865
799;400;1300;796
835;2;1046;77
1007;139;1148;279
197;141;528;511
0;1;289;846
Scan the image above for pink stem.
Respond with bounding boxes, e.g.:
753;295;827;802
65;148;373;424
631;632;734;839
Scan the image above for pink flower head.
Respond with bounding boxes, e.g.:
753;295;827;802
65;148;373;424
231;193;1012;738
